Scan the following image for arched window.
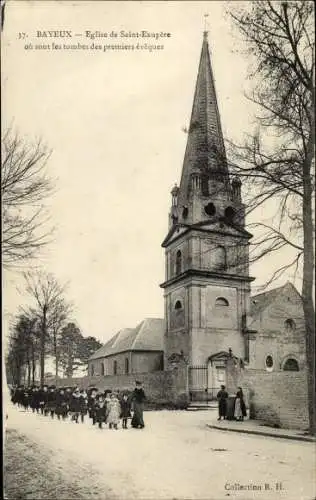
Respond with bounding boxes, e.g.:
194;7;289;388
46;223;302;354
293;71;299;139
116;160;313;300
182;206;188;219
225;206;236;222
283;358;299;371
213;246;227;270
101;362;105;376
265;355;274;372
125;357;129;374
113;360;117;375
284;319;296;331
176;250;182;274
215;297;229;307
91;364;94;376
175;300;183;310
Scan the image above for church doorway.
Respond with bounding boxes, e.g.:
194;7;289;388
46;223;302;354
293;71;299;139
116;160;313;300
207;353;228;398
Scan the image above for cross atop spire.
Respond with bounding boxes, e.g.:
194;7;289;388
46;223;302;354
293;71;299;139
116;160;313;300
177;29;230;209
203;13;209;35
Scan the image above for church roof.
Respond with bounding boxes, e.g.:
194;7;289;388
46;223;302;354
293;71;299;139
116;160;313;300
178;31;229;209
250;282;301;318
88;318;164;360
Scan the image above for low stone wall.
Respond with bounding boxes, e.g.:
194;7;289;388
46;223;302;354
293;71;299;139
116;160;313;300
44;367;189;409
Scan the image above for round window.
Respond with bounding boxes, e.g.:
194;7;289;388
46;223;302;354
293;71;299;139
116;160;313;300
204;202;216;216
265;355;274;371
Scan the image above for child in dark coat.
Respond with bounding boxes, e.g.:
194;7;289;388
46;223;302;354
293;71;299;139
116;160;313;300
55;389;68;420
88;389;98;425
120;393;132;429
79;389;88;423
70;388;81;423
95;394;107;429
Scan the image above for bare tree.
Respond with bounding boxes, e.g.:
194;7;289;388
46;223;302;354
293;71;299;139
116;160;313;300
23;271;68;386
6;313;39;386
2;128;54;268
227;0;315;433
47;298;72;379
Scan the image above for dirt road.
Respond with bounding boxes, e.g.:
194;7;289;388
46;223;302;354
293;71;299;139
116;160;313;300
4;404;316;500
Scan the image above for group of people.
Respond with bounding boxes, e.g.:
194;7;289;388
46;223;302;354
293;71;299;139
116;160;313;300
10;380;147;430
217;385;247;421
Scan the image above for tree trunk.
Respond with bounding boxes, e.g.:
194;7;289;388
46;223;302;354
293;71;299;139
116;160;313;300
54;330;59;379
27;355;31;386
15;360;20;386
302;123;315;435
40;305;47;387
31;343;35;385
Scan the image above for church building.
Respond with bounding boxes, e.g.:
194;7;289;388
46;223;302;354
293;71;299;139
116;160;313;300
85;30;308;429
160;30;254;394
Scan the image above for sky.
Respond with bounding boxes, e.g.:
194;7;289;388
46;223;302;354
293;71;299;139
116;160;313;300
2;0;301;345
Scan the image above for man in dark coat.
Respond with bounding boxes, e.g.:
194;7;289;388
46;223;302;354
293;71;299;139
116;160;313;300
70;387;81;423
88;388;98;425
38;385;49;415
79;389;88;423
22;387;30;410
47;386;57;419
55;388;68;420
217;385;228;421
30;386;40;413
131;381;146;429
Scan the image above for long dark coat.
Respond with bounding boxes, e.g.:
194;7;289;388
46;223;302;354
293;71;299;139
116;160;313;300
131;388;146;428
88;394;97;419
55;391;68;416
217;389;228;417
95;400;107;423
47;390;57;411
38;389;49;407
70;393;81;413
120;398;132;418
79;393;88;414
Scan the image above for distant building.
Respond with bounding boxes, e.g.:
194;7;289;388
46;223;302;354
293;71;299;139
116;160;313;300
88;318;164;376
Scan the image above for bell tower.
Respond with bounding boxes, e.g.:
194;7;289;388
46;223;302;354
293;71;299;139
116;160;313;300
161;32;255;369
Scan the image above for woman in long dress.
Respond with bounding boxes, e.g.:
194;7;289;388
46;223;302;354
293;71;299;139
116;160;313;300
234;387;247;421
131;381;146;429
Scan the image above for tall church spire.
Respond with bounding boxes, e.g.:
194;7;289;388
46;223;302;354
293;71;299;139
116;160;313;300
178;31;230;210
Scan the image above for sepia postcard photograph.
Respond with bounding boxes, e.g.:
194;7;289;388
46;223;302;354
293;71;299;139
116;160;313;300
1;1;315;499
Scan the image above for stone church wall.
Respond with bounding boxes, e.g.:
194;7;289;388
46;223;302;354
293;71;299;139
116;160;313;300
239;369;309;430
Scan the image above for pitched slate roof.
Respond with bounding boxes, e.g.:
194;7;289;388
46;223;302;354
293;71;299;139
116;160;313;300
89;318;164;361
249;282;300;319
